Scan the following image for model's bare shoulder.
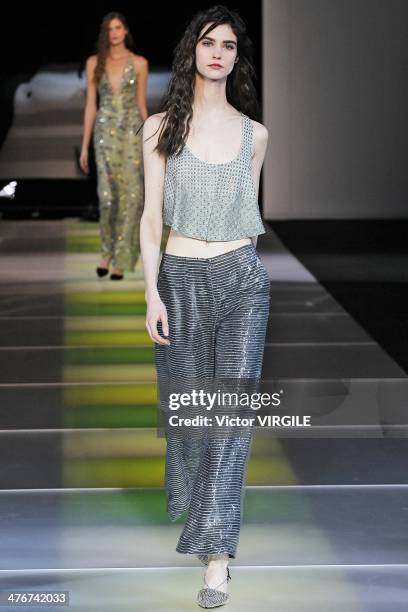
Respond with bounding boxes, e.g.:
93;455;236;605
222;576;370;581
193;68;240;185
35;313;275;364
84;55;97;85
144;112;166;129
86;55;97;68
143;113;166;142
132;54;149;71
250;119;268;159
251;120;268;145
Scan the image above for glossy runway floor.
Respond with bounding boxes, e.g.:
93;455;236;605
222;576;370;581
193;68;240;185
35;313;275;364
0;219;407;611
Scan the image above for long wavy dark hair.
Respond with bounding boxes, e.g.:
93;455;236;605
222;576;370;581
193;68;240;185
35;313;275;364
153;4;260;157
93;12;135;86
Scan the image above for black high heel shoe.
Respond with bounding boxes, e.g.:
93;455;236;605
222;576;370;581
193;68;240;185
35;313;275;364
96;266;109;278
110;272;124;280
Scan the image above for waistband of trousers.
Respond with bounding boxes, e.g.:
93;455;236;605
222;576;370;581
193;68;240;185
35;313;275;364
161;243;256;266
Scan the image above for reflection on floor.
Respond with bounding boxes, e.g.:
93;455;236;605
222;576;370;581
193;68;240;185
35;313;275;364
0;219;407;611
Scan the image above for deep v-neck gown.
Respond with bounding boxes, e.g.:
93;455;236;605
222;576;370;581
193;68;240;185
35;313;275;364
94;57;144;271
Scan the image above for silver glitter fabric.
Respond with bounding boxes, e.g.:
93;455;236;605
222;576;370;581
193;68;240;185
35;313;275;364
163;113;266;240
196;566;231;608
94;56;144;271
155;245;270;559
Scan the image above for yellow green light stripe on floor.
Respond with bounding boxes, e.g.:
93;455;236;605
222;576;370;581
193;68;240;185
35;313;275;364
65;280;147;292
63;364;157;382
66;291;146;304
65;316;146;331
65;429;166;456
65;303;147;316
63;456;165;487
65;236;103;252
64;384;157;406
64;405;158;428
65;330;151;345
63;456;296;487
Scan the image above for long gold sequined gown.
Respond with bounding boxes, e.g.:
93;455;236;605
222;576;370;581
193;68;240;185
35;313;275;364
94;56;144;271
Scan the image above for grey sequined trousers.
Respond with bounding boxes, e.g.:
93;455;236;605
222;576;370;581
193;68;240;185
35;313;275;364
154;244;271;559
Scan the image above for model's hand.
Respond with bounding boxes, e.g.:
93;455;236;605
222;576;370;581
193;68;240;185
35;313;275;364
79;149;89;174
146;297;170;345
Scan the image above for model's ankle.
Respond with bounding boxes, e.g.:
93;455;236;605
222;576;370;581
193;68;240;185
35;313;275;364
99;256;112;267
208;553;229;564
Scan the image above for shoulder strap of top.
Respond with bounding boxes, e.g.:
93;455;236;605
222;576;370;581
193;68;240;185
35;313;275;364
241;114;253;163
128;56;137;77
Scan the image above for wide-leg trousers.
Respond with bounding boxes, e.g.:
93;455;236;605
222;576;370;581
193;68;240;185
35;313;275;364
154;243;271;558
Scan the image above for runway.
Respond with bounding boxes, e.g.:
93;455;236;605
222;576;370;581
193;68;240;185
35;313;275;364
0;219;407;611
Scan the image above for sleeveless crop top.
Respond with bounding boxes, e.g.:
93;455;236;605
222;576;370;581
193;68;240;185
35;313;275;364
163;113;266;241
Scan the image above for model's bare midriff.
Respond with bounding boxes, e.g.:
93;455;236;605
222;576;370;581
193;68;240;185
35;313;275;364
165;228;251;258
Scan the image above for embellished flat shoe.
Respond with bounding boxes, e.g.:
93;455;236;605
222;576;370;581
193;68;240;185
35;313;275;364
196;566;231;608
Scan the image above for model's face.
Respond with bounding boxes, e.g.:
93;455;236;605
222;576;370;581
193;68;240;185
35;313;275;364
108;18;128;46
195;23;238;80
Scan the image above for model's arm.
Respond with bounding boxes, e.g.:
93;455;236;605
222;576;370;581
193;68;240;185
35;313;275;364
135;56;149;121
80;56;98;174
250;121;269;248
140;113;170;346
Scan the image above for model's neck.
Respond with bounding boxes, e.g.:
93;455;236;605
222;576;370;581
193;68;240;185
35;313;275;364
192;73;230;116
108;43;128;59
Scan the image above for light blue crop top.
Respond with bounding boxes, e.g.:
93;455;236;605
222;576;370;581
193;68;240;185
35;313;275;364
163;113;266;241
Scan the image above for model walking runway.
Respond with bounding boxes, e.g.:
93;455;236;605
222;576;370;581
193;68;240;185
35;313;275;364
80;11;149;280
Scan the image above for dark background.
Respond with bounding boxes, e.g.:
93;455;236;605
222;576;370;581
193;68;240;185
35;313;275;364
0;2;262;215
0;3;262;91
0;2;262;196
